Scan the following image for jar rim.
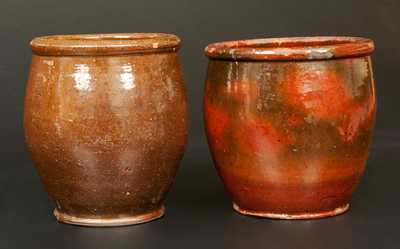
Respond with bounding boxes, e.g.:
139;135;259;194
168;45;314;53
30;33;181;56
205;36;374;61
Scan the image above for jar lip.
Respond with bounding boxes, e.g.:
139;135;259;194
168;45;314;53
205;36;374;61
30;33;181;56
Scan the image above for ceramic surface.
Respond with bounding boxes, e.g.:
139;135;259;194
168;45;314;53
24;33;188;226
204;37;376;219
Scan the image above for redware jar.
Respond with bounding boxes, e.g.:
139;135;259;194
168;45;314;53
204;37;376;219
24;33;188;226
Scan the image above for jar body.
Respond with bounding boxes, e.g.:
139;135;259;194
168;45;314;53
24;52;188;226
204;57;376;219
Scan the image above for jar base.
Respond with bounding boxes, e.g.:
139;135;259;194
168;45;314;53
232;203;349;220
53;206;165;227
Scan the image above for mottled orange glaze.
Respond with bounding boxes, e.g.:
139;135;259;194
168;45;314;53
282;69;350;120
24;33;188;226
204;37;376;219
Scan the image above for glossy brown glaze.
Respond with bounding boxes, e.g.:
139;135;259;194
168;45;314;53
204;37;376;219
24;33;188;226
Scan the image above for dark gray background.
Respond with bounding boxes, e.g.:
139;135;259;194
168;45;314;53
1;0;399;248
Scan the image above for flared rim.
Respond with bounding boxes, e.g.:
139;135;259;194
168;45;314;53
205;36;374;61
30;33;181;56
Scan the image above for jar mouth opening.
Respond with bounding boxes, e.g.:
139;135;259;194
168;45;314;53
205;36;374;61
30;33;181;56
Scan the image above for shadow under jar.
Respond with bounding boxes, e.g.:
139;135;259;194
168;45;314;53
24;33;188;226
204;37;376;219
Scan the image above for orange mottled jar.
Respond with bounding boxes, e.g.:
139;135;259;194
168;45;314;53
24;33;188;226
204;37;376;219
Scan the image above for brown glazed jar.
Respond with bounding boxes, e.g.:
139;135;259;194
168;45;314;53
204;37;376;219
24;33;188;226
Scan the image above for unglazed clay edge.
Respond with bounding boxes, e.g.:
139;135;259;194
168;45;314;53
232;203;350;220
53;206;165;227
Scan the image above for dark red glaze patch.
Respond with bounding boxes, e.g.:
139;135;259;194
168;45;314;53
338;94;376;143
219;154;366;214
235;116;294;156
204;93;231;152
287;113;305;127
223;80;259;102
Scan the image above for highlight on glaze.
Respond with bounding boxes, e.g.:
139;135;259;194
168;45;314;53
204;36;376;219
